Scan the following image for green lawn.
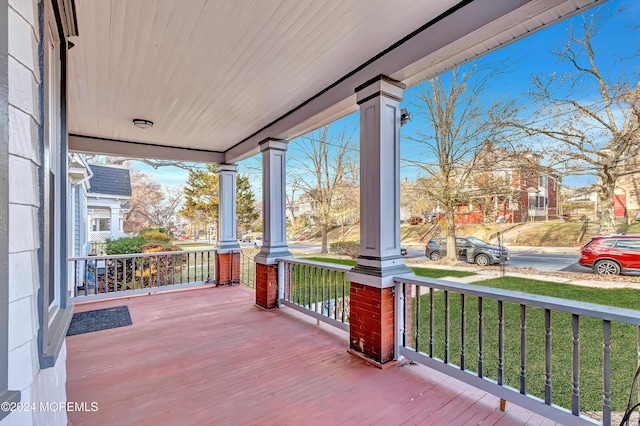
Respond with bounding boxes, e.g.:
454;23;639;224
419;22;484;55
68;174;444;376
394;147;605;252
408;276;640;412
300;257;476;278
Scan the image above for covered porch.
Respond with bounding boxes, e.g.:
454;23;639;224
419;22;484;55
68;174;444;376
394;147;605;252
62;1;627;425
66;285;552;425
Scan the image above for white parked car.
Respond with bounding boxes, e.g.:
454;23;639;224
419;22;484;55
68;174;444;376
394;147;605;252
254;236;263;248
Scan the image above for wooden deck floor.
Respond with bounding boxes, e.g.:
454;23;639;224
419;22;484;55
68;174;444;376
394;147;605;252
66;285;556;426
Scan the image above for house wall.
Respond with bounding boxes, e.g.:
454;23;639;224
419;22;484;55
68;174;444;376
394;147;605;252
615;175;640;217
3;1;68;425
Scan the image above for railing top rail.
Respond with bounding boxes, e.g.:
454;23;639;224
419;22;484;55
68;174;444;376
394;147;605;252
277;257;352;273
69;248;221;262
395;274;640;325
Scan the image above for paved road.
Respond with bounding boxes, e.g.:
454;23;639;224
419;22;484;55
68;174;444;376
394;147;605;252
248;242;588;274
509;252;583;272
288;244;588;274
406;246;584;272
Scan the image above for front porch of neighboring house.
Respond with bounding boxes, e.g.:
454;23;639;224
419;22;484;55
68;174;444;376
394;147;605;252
70;163;132;256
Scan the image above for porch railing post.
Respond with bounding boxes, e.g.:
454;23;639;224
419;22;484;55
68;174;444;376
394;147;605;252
277;260;285;301
394;280;404;361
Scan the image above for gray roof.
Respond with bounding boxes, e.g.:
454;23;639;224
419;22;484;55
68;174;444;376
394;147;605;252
88;164;132;197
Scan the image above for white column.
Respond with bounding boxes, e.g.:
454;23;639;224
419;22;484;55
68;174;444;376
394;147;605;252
348;76;411;288
110;207;120;240
216;164;241;253
255;139;291;264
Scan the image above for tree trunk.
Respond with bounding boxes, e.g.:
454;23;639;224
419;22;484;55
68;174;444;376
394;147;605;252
598;178;618;234
443;208;457;262
321;222;328;254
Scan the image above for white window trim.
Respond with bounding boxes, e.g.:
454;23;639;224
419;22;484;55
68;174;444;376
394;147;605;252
38;0;74;369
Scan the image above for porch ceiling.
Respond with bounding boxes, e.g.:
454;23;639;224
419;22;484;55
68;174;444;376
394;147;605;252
67;0;601;163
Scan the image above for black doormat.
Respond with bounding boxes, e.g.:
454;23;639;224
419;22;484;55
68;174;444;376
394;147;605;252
67;306;132;336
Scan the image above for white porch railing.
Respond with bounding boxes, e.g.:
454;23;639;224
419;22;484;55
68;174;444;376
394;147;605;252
278;258;350;331
69;249;217;301
394;275;640;426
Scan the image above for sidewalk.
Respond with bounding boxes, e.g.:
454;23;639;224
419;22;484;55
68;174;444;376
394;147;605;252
405;260;640;289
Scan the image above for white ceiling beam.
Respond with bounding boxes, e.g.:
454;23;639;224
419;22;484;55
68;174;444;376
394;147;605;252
69;134;225;164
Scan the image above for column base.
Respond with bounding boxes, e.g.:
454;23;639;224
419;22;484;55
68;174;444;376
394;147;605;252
347;349;398;369
255;263;278;309
216;252;240;286
349;282;395;365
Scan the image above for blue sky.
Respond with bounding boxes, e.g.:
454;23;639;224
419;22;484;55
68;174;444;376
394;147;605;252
132;0;639;191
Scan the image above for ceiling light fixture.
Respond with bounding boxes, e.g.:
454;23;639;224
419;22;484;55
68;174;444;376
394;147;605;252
133;119;154;129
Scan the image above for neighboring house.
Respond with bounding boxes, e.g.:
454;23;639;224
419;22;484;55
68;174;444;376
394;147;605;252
287;186;359;229
611;143;640;218
455;144;559;223
68;162;132;256
86;164;131;252
564;185;598;217
287;192;319;225
67;153;92;259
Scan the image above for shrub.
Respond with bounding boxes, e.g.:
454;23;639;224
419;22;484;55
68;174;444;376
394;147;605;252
330;240;360;259
139;228;171;242
407;216;424;225
105;236;148;255
140;242;182;253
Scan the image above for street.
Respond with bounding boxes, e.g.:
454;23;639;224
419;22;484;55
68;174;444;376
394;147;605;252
279;242;586;274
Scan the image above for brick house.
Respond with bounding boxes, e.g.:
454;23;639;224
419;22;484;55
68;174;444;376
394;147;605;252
455;144;559;223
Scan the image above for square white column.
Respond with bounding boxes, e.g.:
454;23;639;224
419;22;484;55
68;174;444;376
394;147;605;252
348;76;411;288
255;139;291;265
216;163;241;253
109;207;120;240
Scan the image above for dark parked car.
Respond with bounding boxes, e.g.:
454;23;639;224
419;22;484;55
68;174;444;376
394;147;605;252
425;236;510;266
579;235;640;275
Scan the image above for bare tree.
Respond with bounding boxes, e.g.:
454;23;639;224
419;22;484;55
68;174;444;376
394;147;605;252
293;124;357;253
406;62;515;262
124;171;184;233
86;155;198;171
285;175;304;228
504;9;640;233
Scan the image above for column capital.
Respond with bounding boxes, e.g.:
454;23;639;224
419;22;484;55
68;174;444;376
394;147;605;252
355;75;405;104
259;138;288;152
218;163;237;173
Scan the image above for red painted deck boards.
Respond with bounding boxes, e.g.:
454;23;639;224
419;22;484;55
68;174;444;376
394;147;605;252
66;285;555;425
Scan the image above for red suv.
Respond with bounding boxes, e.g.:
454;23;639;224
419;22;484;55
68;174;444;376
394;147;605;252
579;235;640;275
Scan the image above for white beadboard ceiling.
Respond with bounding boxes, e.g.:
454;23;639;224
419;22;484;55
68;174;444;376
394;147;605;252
67;0;602;163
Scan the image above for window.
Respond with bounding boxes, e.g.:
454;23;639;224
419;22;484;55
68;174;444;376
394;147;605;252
38;0;74;369
91;217;111;232
615;240;640;251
